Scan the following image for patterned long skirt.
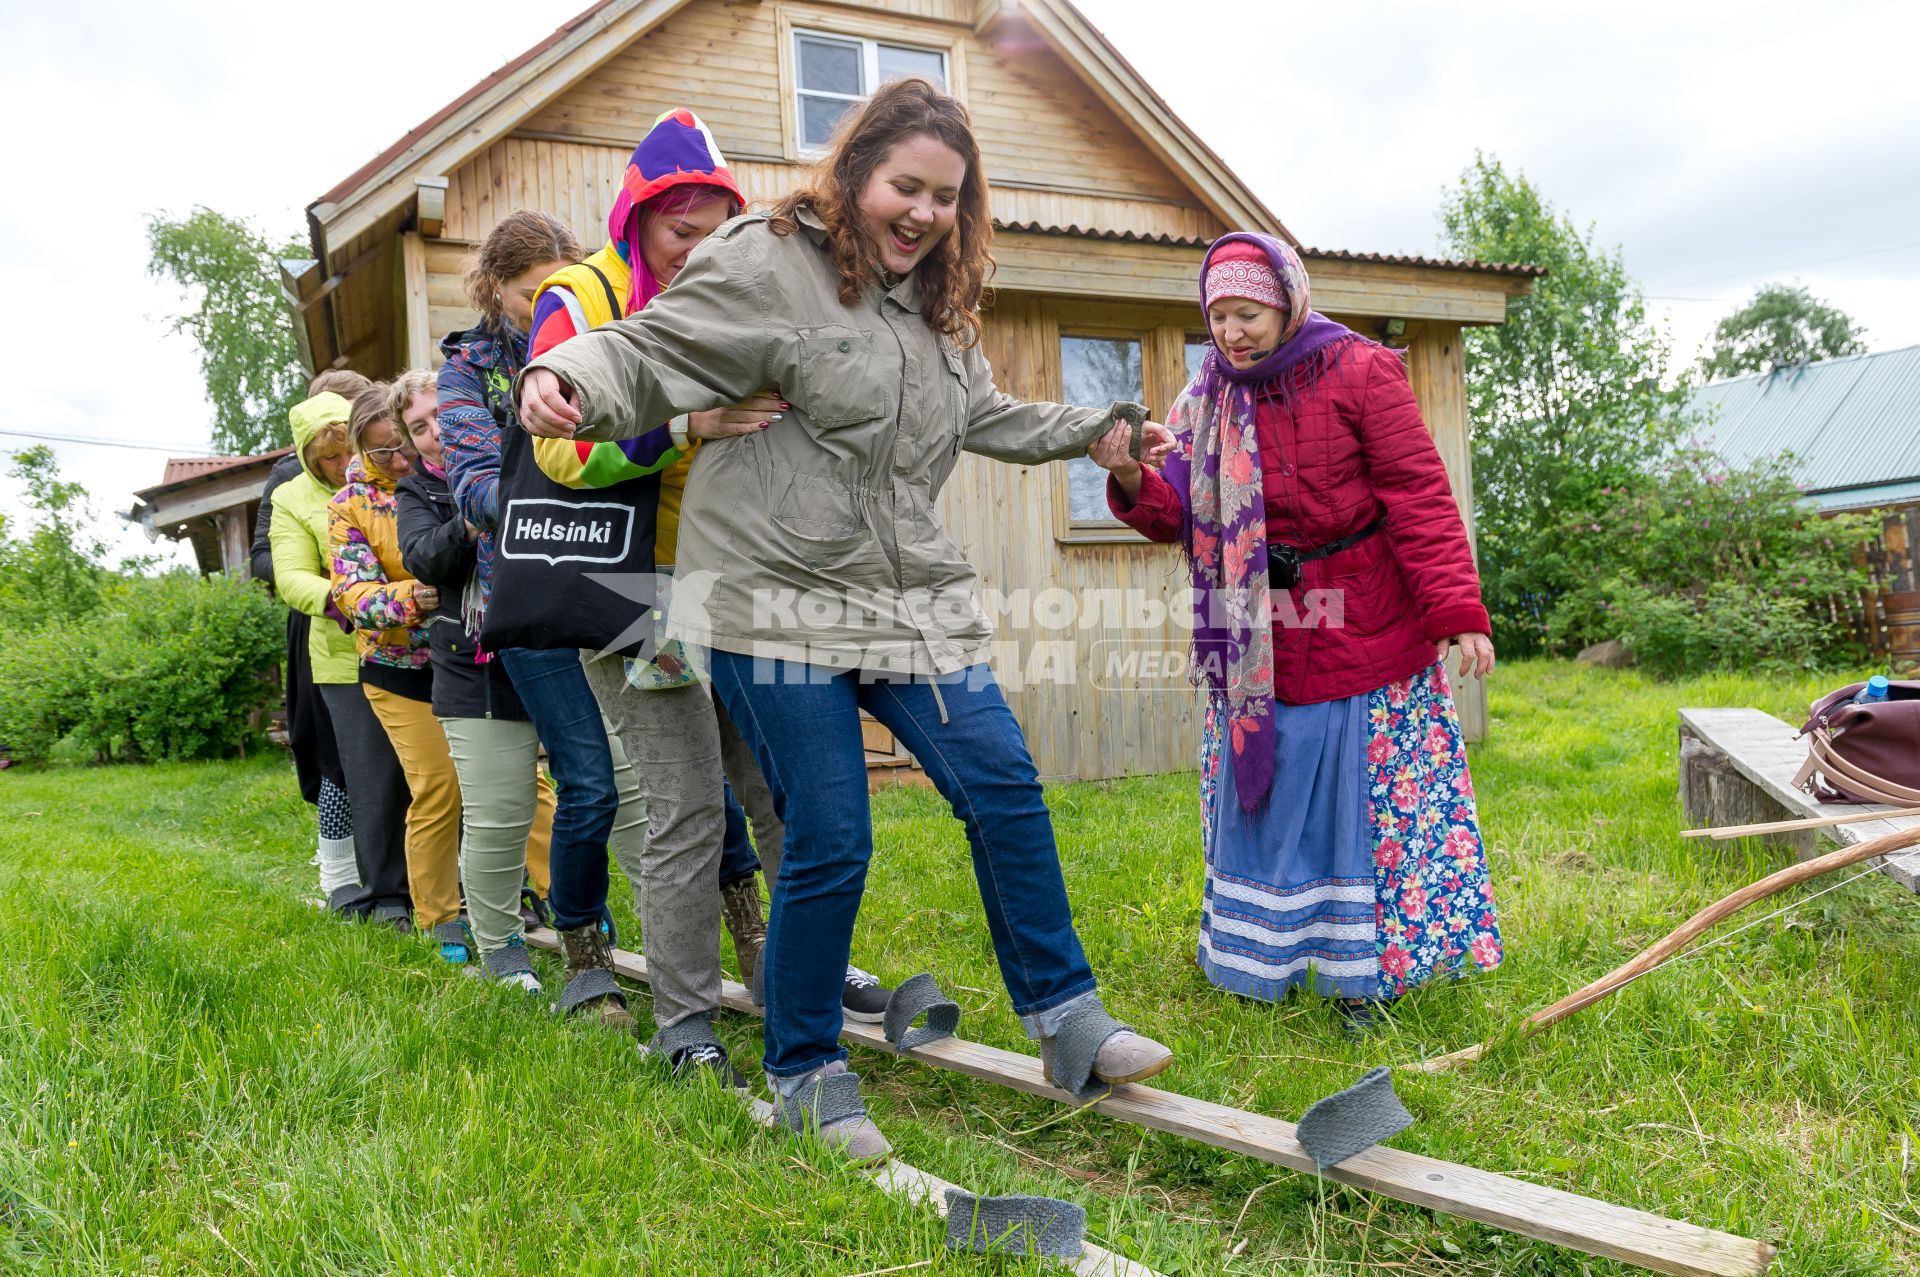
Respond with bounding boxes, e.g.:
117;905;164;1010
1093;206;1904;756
1198;661;1503;1002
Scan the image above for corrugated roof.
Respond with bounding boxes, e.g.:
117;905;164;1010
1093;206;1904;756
994;219;1210;247
991;229;1549;270
1300;247;1547;278
1688;344;1920;507
134;448;293;502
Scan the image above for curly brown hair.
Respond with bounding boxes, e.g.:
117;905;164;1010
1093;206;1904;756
465;210;584;324
770;78;992;348
307;368;373;399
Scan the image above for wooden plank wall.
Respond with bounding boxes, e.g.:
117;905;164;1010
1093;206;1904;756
514;0;1207;215
936;292;1204;781
1402;321;1489;741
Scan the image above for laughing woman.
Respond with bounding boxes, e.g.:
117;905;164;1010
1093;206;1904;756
1089;234;1503;1028
518;78;1177;1164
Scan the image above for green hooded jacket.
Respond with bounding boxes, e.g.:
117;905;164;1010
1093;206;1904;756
269;393;361;684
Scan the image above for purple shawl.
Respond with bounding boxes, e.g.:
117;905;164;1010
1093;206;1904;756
1166;232;1363;811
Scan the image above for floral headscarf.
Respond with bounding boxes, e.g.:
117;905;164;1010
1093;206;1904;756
1167;232;1365;811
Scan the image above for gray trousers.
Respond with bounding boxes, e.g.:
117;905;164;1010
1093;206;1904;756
439;715;647;956
581;653;782;1029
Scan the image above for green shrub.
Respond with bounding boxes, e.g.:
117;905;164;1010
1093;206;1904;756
1545;446;1873;676
0;572;283;763
0;624;97;760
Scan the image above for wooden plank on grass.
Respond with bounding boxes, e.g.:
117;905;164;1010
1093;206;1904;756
741;1097;1165;1277
1678;707;1920;891
527;931;1774;1276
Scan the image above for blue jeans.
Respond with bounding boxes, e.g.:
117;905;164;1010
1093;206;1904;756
708;653;1096;1077
503;648;760;930
499;647;622;931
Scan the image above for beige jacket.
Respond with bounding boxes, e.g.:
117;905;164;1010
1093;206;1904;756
525;208;1117;674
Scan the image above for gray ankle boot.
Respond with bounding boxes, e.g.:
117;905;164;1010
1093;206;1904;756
1036;996;1173;1098
769;1061;893;1166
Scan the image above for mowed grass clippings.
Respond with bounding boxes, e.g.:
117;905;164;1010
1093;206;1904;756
1;660;1916;1274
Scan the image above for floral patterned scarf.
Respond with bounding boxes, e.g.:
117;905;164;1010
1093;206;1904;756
1172;232;1363;812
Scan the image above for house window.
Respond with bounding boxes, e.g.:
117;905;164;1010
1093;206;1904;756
795;29;949;150
1061;334;1145;524
1185;335;1213;380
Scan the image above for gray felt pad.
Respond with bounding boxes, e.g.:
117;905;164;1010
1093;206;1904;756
943;1189;1086;1259
1296;1066;1413;1169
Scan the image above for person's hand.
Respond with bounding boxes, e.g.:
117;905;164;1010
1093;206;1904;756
1138;421;1176;469
688;391;788;440
519;368;580;438
1087;421;1140;475
463;520;481;543
415;585;441;613
1437;632;1495;680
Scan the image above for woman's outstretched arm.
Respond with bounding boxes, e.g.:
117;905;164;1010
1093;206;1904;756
519;231;773;442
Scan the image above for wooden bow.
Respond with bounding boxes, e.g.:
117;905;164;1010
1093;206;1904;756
1412;823;1920;1073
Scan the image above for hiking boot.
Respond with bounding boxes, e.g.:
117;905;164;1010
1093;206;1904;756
648;1016;750;1092
720;876;767;982
554;921;635;1033
769;1062;892;1166
842;965;892;1024
430;919;472;965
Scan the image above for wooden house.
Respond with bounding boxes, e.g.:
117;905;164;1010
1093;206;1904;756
127;450;292;576
287;0;1539;780
1690;345;1920;670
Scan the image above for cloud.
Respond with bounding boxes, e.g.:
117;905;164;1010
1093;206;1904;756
5;0;1916;565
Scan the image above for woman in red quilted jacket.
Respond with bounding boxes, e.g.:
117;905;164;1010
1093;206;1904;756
1091;233;1503;1026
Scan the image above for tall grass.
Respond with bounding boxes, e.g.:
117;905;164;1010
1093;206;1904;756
2;660;1915;1274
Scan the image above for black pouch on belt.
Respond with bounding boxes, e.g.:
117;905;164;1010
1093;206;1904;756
1268;515;1387;591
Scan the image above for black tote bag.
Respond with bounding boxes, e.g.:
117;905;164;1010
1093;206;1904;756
479;417;663;657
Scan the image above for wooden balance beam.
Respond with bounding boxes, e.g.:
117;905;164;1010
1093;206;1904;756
526;930;1773;1276
740;1095;1165;1277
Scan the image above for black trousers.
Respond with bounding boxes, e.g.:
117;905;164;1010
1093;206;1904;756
316;681;412;916
284;611;347;805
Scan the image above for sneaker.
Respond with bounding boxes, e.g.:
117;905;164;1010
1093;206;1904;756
431;919;472;965
519;888;552;932
770;1064;892;1166
1040;1008;1174;1091
464;935;544;995
842;966;892;1024
663;1040;750;1092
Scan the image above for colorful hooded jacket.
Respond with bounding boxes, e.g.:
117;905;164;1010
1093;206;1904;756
438;319;523;609
268;393;360;685
527;107;742;566
328;455;432;670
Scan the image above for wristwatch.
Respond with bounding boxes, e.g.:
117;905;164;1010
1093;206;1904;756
668;414;691;450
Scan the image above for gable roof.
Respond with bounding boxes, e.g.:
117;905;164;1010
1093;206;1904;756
1689;344;1920;511
308;0;1286;253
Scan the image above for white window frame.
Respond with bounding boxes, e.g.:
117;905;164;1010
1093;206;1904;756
790;26;952;155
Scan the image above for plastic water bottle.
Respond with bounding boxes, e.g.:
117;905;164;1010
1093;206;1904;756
1854;675;1890;705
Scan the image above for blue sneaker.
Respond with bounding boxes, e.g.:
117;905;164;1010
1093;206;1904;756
431;919;472;964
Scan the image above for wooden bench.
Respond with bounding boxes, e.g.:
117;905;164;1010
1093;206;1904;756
1678;707;1920;892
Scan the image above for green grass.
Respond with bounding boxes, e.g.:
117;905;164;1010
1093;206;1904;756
3;660;1918;1274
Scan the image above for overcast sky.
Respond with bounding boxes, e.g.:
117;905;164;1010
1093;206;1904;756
3;0;1915;568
